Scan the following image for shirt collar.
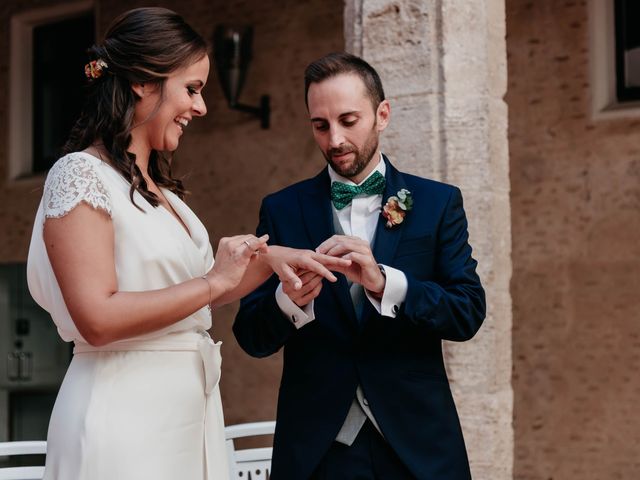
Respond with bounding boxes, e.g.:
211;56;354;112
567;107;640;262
328;152;386;187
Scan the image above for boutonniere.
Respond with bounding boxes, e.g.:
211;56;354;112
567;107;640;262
382;189;413;228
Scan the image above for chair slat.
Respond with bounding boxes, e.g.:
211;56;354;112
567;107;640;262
0;443;47;457
225;422;275;480
224;421;276;440
0;466;45;480
0;442;46;480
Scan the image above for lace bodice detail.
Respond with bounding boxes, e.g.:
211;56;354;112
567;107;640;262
43;153;112;218
28;151;214;343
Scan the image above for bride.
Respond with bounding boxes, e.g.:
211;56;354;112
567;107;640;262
26;7;347;480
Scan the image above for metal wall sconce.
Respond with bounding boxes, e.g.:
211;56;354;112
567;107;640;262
213;25;270;129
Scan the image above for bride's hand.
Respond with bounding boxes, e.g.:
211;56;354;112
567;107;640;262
262;245;351;290
208;234;269;294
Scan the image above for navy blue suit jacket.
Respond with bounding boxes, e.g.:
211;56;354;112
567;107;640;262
233;156;486;479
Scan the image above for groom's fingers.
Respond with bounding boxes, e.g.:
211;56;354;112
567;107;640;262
317;236;370;257
296;271;318;284
324;243;371;259
282;272;321;294
316;235;348;254
297;282;323;305
342;251;375;268
299;272;324;289
296;252;352;283
286;285;322;308
278;263;303;290
282;273;323;308
311;252;352;270
322;244;353;258
302;274;324;291
327;262;350;277
283;274;323;298
298;258;336;283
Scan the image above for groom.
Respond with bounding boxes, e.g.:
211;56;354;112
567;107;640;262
234;52;486;479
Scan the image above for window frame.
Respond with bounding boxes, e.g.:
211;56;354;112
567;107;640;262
589;0;640;119
8;1;93;182
613;0;640;102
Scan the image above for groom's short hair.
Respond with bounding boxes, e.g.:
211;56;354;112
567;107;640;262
304;52;386;111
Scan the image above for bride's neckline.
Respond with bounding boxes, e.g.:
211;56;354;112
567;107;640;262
75;150;193;239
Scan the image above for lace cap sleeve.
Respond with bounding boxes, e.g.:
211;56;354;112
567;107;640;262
43;153;112;219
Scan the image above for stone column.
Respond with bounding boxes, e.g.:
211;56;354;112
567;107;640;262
344;1;512;478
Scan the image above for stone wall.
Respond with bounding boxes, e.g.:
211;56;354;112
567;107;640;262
0;0;344;428
507;0;640;478
345;1;513;478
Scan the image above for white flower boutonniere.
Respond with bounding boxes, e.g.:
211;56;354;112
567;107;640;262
382;188;413;228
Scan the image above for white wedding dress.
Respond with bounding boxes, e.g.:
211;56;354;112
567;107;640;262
27;152;229;480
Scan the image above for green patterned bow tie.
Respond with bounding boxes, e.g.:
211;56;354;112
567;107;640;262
330;171;386;210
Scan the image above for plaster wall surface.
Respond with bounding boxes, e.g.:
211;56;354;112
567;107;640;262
507;0;640;478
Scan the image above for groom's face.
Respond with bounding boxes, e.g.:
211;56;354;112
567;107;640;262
307;73;389;180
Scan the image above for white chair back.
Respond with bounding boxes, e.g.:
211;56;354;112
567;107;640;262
1;425;277;480
225;421;275;480
0;441;46;480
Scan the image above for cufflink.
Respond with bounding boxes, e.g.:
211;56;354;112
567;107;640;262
363;398;369;406
392;305;399;314
291;315;298;323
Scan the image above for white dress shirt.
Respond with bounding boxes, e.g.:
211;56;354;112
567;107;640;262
276;154;408;328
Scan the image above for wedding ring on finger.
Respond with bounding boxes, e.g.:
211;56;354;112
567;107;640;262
243;239;260;256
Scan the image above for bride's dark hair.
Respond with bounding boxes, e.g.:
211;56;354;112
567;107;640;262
63;7;208;207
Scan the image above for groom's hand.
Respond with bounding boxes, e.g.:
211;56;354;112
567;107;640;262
263;246;350;290
316;235;386;297
282;270;324;307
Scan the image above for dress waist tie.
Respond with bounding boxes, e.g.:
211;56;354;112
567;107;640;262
73;329;222;395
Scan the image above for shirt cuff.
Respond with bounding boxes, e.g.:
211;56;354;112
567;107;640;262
365;265;408;317
275;282;316;329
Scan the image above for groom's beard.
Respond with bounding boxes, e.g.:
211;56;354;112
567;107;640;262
323;125;379;180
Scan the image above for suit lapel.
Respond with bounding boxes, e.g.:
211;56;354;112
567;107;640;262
299;170;358;324
299;170;334;249
371;155;406;267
